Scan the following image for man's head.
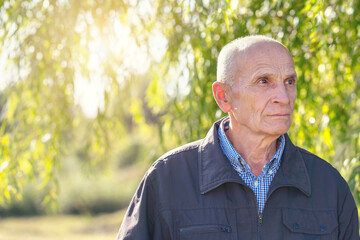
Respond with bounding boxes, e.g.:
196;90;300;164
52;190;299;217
216;35;287;86
213;35;297;138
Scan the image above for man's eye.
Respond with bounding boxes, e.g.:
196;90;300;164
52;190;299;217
259;79;268;84
286;79;295;85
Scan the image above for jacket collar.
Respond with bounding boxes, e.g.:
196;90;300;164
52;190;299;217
198;120;311;197
269;134;311;197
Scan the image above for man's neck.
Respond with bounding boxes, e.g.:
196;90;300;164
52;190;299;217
225;125;279;177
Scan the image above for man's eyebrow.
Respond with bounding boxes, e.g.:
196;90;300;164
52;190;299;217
256;73;298;78
254;73;274;79
253;72;298;80
286;73;298;79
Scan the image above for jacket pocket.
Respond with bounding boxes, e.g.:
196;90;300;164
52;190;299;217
282;208;338;239
179;224;232;233
179;224;232;240
175;209;236;240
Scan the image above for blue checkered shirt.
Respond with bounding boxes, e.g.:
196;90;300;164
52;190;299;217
218;117;285;214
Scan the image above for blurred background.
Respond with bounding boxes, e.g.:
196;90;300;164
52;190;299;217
0;0;359;239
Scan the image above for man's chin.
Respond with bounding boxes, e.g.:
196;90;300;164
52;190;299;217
265;126;290;137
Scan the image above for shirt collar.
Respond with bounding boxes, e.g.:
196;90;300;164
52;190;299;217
218;117;285;176
198;119;311;196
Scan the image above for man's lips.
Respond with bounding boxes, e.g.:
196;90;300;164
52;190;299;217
268;113;291;117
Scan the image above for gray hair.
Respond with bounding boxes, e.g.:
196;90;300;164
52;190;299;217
216;35;285;86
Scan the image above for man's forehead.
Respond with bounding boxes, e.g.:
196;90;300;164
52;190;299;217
236;42;294;68
233;43;296;80
241;63;296;81
252;66;297;78
241;41;292;59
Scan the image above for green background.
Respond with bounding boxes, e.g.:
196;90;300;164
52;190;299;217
0;0;359;227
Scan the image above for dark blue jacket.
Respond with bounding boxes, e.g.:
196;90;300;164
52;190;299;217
117;120;360;239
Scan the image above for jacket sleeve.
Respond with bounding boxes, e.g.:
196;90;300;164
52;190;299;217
116;172;155;240
338;183;360;240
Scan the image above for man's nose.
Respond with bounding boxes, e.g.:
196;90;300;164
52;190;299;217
272;83;290;104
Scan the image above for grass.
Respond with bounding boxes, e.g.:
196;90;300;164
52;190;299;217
0;209;126;240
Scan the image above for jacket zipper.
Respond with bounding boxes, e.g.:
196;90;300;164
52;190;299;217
244;183;301;239
257;185;291;239
248;186;263;240
258;214;263;224
242;183;284;239
258;213;263;240
179;224;232;233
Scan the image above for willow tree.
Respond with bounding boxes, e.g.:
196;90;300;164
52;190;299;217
0;0;359;210
148;0;360;206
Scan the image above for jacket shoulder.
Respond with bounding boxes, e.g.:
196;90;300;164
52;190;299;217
296;146;333;167
295;146;346;182
154;139;201;163
144;139;202;178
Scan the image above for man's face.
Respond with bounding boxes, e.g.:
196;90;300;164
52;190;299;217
228;42;297;138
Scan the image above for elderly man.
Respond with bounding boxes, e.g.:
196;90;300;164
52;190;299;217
117;36;359;239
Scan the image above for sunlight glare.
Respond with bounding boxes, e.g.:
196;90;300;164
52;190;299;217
73;14;167;118
74;71;106;119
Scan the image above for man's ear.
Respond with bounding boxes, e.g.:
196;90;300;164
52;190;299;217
212;81;232;113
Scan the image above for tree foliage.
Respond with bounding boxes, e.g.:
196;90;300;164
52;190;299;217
0;0;359;211
150;0;360;206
